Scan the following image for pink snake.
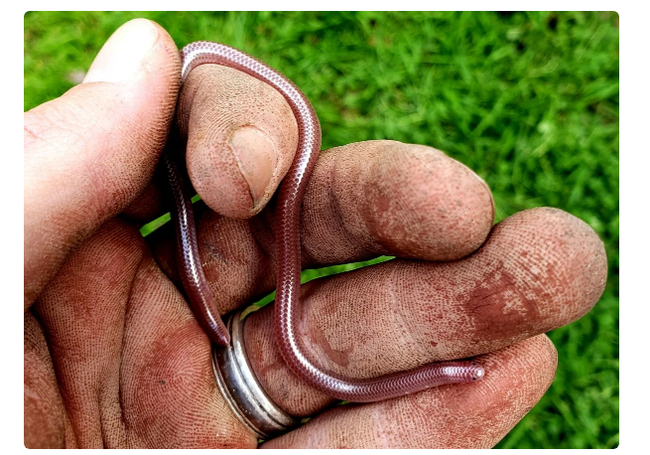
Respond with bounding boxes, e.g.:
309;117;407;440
163;41;484;403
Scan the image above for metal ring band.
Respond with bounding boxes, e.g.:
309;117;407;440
212;309;301;439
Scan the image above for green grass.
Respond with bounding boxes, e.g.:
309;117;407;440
24;11;619;449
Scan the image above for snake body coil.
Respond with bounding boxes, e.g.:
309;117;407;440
165;41;484;403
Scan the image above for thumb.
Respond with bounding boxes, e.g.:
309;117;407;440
24;19;180;308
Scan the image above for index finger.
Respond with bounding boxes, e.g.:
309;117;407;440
175;62;300;219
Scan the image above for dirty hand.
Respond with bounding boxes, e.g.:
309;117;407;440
24;19;607;448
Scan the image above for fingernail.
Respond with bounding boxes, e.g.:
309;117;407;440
83;19;159;83
229;126;278;209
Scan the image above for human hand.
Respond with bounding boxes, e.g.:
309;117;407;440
24;19;607;448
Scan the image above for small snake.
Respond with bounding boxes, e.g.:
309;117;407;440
164;41;484;403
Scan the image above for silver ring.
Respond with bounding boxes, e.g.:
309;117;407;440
212;309;302;439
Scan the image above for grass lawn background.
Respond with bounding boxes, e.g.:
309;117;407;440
24;11;619;449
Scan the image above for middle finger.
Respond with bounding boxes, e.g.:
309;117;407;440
148;140;494;315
